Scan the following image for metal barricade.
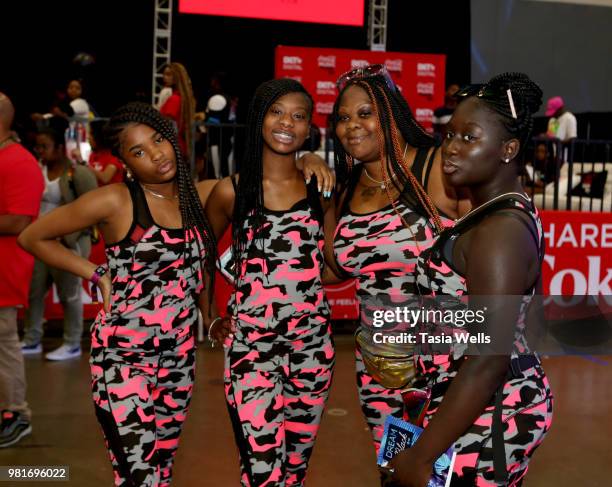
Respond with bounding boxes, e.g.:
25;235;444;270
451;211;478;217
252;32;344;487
522;137;611;212
194;121;246;179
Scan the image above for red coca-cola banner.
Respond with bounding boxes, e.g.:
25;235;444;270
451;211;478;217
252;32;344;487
40;211;610;321
541;211;611;296
274;45;446;132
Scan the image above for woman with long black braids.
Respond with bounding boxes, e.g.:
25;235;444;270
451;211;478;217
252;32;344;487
204;78;335;487
19;102;217;486
390;73;554;486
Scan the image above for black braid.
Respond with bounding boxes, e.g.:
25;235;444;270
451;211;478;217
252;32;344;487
232;78;314;282
104;102;217;299
461;72;543;157
331;76;436;218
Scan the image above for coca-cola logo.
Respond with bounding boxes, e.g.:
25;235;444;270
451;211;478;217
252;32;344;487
316;81;336;96
545;255;611;295
385;59;402;72
417;82;434;95
543;221;612;295
417;63;436;77
316;101;334;115
318;55;336;69
283;56;303;71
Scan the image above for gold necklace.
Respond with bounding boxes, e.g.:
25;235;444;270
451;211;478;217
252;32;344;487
455;192;530;224
141;184;178;201
362;144;408;190
363;167;392;189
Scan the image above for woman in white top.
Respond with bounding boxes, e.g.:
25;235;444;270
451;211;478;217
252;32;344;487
21;125;97;361
32;79;90;123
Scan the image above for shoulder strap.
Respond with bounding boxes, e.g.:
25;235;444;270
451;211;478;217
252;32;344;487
422;147;437;190
434;195;537;257
306;177;324;226
125;179;154;242
449;196;544;283
409;146;430;185
452;194;534;235
494;210;542;262
339;165;363;217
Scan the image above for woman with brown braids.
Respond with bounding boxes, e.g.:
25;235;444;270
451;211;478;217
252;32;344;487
326;64;469;463
19;102;217;486
159;62;196;164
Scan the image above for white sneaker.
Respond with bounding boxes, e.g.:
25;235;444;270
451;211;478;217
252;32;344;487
45;344;82;361
20;342;42;355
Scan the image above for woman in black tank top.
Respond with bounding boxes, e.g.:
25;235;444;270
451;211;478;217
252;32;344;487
389;74;554;486
322;65;470;464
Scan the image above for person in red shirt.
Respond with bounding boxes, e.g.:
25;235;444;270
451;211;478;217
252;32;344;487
73;120;124;185
0;92;44;448
159;62;195;164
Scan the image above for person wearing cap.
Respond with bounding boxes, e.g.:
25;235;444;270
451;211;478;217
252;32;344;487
545;96;577;143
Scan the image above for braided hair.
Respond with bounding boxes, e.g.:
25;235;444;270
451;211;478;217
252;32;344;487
332;75;444;231
164;62;196;163
105;102;216;296
233;78;315;281
457;72;543;158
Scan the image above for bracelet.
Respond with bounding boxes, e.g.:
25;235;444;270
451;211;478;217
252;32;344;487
90;264;108;286
207;316;223;346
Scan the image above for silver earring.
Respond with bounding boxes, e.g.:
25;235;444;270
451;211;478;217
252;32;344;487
503;157;511;164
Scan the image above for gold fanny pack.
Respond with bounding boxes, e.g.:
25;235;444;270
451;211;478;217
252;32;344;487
355;330;416;390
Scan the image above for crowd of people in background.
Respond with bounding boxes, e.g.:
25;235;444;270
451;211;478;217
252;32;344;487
1;60;576;486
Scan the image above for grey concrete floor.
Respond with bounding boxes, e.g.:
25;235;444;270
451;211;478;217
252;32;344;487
1;333;610;486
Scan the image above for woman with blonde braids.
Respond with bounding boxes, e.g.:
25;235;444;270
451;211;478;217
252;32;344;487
327;64;469;460
160;62;196;163
19;102;217;486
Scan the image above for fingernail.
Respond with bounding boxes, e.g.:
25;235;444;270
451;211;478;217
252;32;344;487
305;178;310;184
318;186;322;193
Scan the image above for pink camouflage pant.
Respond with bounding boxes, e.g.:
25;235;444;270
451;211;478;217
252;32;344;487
90;335;195;487
224;325;335;487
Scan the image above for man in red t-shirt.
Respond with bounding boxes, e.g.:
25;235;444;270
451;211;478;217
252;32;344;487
0;93;44;448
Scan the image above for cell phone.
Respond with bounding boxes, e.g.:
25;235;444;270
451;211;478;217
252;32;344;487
217;247;235;284
401;388;431;426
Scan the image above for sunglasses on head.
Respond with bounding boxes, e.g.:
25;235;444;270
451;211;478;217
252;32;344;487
336;63;397;92
454;83;502;99
454;83;519;119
